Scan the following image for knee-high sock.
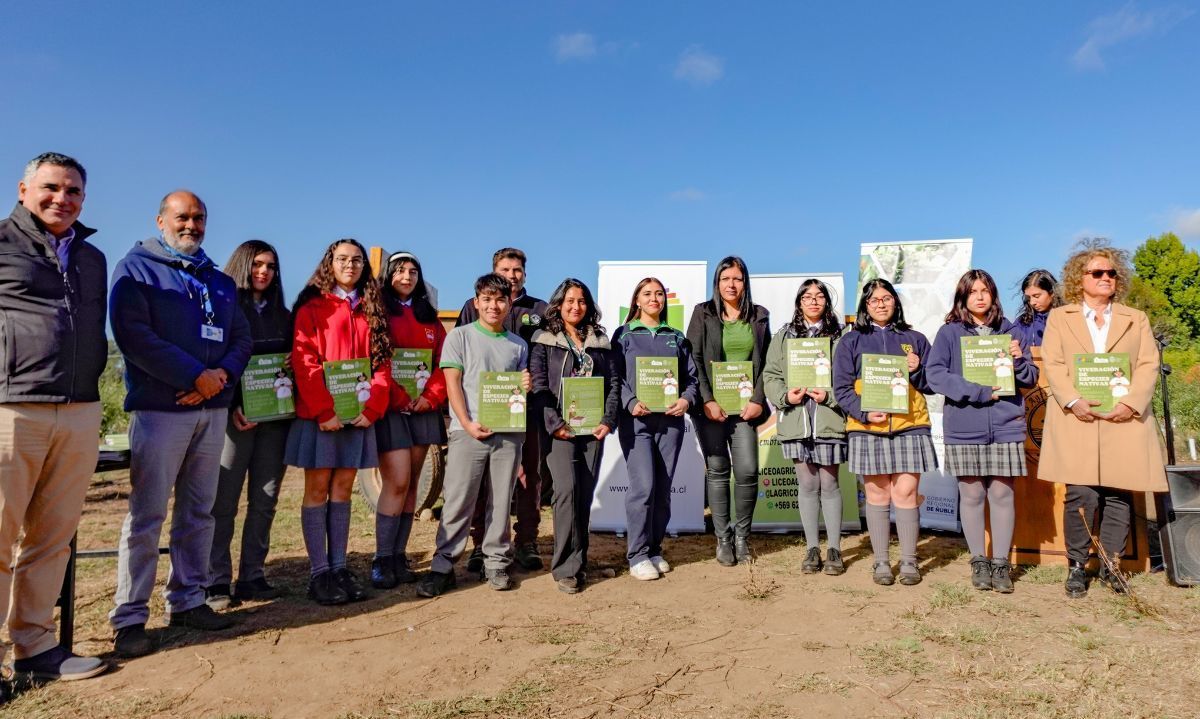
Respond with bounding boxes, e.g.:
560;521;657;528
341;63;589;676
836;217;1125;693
301;504;330;576
394;512;415;557
958;477;987;557
818;465;843;552
795;461;822;549
865;503;892;564
895;506;920;565
327;501;352;571
375;512;401;559
987;478;1015;561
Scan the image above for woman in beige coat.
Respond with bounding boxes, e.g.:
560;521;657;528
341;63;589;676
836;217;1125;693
1038;243;1167;599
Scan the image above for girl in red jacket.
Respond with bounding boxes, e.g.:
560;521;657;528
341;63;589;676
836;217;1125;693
369;251;448;589
285;238;391;606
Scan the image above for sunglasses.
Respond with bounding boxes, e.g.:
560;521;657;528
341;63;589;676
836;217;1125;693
1085;269;1118;279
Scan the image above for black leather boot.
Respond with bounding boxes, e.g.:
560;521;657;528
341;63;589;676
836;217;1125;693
734;535;752;563
1064;560;1088;599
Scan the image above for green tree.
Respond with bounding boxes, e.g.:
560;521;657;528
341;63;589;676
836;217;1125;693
1132;232;1200;341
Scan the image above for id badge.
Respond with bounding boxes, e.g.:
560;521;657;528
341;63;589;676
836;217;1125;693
201;324;224;342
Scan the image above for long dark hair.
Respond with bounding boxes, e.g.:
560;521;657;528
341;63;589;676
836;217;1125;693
1016;269;1062;325
788;278;841;337
945;269;1003;329
853;278;911;332
295;238;392;371
379;250;438;324
544;277;604;339
223;240;289;317
709;255;754;320
624;277;666;324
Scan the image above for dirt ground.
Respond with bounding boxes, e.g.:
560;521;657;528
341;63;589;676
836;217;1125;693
4;467;1200;719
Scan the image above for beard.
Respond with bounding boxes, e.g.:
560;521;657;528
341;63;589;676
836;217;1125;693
163;229;203;255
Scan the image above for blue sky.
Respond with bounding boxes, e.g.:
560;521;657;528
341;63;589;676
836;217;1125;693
4;2;1197;316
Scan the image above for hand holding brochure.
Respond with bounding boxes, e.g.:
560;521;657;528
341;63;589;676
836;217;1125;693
391;348;434;400
785;337;833;390
711;361;754;413
561;376;605;434
479;372;526;432
860;353;909;413
242;353;296;422
1073;353;1131;414
960;334;1014;397
635;356;679;412
323;358;372;422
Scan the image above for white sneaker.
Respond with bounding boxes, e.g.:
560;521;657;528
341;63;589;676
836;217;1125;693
649;556;671;574
629;560;661;581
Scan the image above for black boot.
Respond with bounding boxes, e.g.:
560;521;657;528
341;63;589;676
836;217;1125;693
715;537;736;567
1064;560;1088;599
1098;563;1127;595
707;479;732;544
734;535;752;564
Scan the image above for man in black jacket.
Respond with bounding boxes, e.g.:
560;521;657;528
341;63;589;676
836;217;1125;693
0;153;110;694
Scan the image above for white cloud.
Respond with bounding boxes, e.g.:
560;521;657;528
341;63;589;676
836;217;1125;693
1071;3;1193;71
1171;208;1200;239
669;188;707;202
553;32;597;62
674;45;724;86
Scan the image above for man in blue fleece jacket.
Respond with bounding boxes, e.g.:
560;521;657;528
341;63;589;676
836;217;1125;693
107;191;251;658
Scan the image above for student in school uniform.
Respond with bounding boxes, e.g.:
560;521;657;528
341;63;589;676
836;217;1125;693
529;278;621;594
762;279;849;576
926;269;1038;593
417;273;532;597
370;251;447;589
1012;269;1062;348
613;277;700;581
206;240;293;610
833;279;935;587
686;256;771;566
286;239;392;606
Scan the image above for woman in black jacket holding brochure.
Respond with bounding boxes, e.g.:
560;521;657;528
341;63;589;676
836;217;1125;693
530;278;621;594
686;256;771;567
207;240;293;609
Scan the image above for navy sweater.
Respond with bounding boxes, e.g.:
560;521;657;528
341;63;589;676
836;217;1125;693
611;321;700;412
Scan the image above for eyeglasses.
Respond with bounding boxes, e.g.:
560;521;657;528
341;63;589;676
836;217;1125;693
799;295;825;305
866;296;895;307
333;257;364;267
1085;269;1117;279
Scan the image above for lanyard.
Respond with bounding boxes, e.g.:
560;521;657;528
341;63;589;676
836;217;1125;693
178;269;216;326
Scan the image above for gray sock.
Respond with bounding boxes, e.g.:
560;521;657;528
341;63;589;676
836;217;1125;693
865;503;892;564
328;501;352;571
394;512;415;557
958;478;987;557
987;478;1016;561
895;506;920;565
795;461;822;549
818;466;842;552
301;504;330;576
375;512;401;559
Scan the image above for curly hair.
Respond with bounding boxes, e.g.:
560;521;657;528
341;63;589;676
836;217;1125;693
295;238;393;372
1060;239;1132;305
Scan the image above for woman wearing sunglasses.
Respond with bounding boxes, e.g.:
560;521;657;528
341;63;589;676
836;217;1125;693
1037;242;1167;599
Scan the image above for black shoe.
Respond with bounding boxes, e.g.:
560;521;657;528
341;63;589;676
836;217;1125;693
515;543;544;571
734;535;752;564
872;561;895;586
556;576;580;594
393;553;419;584
416;570;457;597
715;537;736;567
823;548;845;576
308;570;349;605
334;568;369;601
575;570;587;588
991;560;1014;594
898;559;922;586
233;577;282;602
801;546;823;574
371;557;398;589
466;546;485;574
970;556;993;591
13;645;108;681
114;623;157;658
169;603;235;631
0;678;10;705
204;583;235;610
1064;562;1089;599
1098;564;1127;595
486;567;513;591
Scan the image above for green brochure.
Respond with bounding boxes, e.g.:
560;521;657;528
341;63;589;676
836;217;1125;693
1074;353;1132;414
322;358;372;422
391;348;434;399
960;334;1015;396
561;376;605;434
785;337;833;390
860;353;909;413
241;353;296;422
635;356;679;412
711;361;754;413
479;371;527;432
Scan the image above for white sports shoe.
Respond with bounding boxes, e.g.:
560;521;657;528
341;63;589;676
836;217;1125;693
629;560;661;581
649;555;671;574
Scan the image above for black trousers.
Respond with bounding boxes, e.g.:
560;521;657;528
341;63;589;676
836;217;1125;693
546;435;603;580
1063;484;1132;564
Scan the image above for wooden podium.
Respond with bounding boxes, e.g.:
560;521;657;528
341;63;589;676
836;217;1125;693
988;347;1150;571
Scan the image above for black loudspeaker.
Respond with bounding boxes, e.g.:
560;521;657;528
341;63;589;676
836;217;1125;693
1159;466;1200;586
